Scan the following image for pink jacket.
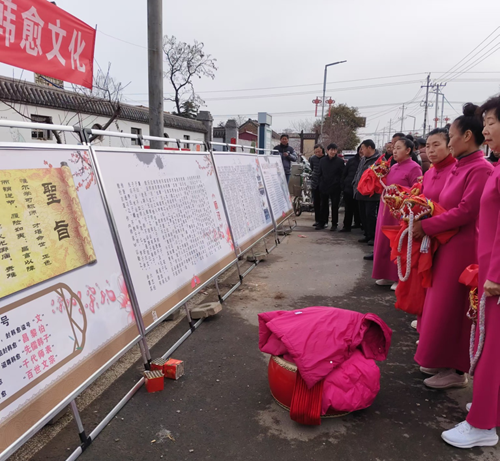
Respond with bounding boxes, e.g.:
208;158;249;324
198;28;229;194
259;306;392;413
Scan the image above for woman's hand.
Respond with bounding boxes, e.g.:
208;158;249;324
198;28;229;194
412;220;426;239
484;280;500;297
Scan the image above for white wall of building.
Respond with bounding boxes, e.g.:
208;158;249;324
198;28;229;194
0;102;205;148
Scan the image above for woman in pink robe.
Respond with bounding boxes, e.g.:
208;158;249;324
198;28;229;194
414;129;456;332
442;96;500;448
413;104;494;389
372;138;421;286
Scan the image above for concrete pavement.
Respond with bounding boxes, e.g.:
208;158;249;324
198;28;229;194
29;214;498;461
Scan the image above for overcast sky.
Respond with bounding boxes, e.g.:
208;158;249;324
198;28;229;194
1;0;500;144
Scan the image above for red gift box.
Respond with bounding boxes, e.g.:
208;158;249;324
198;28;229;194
164;359;184;380
144;370;164;393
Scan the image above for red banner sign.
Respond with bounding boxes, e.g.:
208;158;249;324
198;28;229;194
0;0;96;88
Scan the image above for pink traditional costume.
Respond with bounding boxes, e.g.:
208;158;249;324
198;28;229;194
415;154;456;330
467;163;500;429
415;151;493;372
372;159;421;281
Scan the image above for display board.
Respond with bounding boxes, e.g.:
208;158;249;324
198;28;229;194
93;148;237;330
0;146;141;457
212;153;274;254
258;155;293;225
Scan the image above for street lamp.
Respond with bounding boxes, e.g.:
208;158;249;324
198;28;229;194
320;60;347;142
407;115;416;134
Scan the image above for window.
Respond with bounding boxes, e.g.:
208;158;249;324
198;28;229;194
31;114;53;141
131;127;142;145
183;134;190;149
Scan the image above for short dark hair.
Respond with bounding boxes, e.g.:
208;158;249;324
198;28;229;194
280;133;289;140
394;137;414;153
313;143;325;154
453;103;484;146
326;143;338;150
478;95;500;123
426;128;449;145
392;132;405;140
416;137;427;147
405;134;415;142
361;139;376;150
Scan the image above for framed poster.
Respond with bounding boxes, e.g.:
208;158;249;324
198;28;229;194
92;147;237;330
259;155;293;225
0;145;141;458
212;153;273;254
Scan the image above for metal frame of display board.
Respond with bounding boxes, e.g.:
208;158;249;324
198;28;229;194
0;121;146;461
210;142;279;276
255;149;297;240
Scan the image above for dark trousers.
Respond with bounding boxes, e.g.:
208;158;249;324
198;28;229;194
320;188;342;227
312;187;322;223
285;173;291;184
343;191;361;230
358;200;378;241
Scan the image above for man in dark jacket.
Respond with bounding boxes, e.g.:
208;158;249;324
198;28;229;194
353;139;382;254
309;144;325;226
274;134;297;183
316;143;345;231
339;148;361;232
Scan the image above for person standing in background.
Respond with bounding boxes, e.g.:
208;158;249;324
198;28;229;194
339;145;362;232
416;137;431;173
316;143;345;231
310;144;325;227
274;134;297;183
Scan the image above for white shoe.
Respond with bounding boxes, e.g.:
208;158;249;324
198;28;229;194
411;320;418;330
420;366;441;376
424;369;468;389
376;279;394;286
391;282;398;291
466;403;472;412
442;421;498;448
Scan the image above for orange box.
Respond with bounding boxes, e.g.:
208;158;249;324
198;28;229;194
144;370;164;393
164;359;184;380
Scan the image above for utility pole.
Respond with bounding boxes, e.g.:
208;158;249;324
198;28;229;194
388;118;392;141
431;81;447;129
148;0;164;150
400;104;406;131
441;93;445;128
421;73;431;136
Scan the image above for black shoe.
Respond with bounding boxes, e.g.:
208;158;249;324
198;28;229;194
352;224;361;229
358;237;369;243
367;240;374;246
330;226;338;231
312;222;318;227
315;224;327;230
363;253;374;261
338;228;351;233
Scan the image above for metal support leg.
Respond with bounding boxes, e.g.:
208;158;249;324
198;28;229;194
183;303;195;331
70;401;92;452
214;278;223;303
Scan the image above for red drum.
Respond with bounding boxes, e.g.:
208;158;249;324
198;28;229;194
268;356;349;418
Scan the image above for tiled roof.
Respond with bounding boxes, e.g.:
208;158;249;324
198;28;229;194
0;76;207;133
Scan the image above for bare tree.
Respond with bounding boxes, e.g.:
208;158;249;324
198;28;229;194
290;118;314;133
71;63;129;142
163;35;217;116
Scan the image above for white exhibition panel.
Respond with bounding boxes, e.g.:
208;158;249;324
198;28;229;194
93;147;237;329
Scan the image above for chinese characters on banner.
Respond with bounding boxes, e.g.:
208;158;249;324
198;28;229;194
259;156;293;225
0;284;85;412
94;149;236;328
213;154;273;253
0;164;97;299
0;0;95;88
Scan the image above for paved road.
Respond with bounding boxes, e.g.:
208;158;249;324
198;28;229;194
31;215;498;461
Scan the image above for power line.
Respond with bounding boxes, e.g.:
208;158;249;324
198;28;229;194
437;26;500;81
445;43;500;83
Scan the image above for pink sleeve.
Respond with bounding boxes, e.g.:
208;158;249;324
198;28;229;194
422;166;491;236
487;175;500;284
